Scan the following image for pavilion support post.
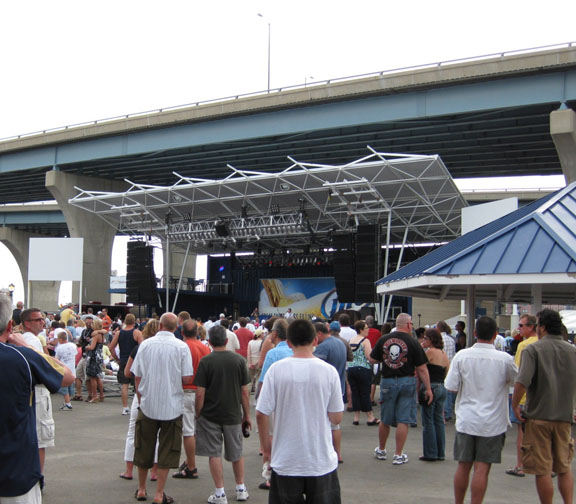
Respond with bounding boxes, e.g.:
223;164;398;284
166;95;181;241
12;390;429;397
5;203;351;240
531;284;542;314
466;285;476;348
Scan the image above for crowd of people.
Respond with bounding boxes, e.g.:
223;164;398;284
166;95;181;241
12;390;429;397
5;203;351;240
1;297;575;504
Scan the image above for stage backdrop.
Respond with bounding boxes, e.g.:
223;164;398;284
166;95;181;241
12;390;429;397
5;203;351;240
259;277;372;320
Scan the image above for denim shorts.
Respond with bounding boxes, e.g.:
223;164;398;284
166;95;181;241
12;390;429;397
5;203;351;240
58;384;74;396
379;376;417;426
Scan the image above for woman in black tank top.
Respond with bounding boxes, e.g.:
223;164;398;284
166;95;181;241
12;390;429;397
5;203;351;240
419;328;450;461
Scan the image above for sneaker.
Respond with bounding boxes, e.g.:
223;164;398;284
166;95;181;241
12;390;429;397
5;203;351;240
374;446;387;460
122;407;130;415
208;494;228;504
392;453;409;465
60;404;73;410
235;488;249;501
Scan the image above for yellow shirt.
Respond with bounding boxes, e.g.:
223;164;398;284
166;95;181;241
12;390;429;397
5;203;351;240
514;335;538;405
60;308;75;325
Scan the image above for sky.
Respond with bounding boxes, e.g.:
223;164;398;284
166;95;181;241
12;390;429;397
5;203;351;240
0;0;574;304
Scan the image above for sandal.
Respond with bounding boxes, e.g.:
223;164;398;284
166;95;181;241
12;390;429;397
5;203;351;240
71;396;83;401
258;481;270;490
505;466;525;477
367;419;380;426
172;463;198;479
88;398;99;403
134;489;147;501
120;473;133;480
152;493;174;504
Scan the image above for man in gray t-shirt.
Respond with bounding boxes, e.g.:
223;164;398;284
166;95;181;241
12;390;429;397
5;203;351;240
512;309;576;504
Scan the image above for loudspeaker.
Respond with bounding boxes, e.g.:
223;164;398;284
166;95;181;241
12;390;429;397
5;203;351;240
126;242;157;305
332;233;355;303
355;224;380;302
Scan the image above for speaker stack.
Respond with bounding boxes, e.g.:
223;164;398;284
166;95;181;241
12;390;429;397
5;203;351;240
332;224;380;304
355;224;380;303
126;242;157;305
332;233;356;303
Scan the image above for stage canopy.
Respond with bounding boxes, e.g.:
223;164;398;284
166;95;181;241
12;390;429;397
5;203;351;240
69;148;467;254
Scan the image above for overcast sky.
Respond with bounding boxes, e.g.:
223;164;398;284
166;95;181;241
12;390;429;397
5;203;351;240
1;0;574;303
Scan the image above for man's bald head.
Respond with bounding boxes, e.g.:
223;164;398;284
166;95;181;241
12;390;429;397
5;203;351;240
160;312;178;332
396;313;413;332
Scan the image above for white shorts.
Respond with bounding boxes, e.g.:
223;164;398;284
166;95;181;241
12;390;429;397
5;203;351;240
0;481;41;503
35;388;55;448
182;391;196;437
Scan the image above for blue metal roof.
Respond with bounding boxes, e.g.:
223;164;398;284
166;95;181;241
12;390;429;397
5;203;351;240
377;183;576;285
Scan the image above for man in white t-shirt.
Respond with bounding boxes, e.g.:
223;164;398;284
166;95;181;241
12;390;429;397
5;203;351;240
21;308;56;473
338;313;356;342
257;319;344;503
445;316;517;504
220;319;240;353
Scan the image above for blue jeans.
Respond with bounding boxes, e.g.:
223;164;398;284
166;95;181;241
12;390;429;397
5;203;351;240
444;389;456;420
380;376;417;425
421;382;446;459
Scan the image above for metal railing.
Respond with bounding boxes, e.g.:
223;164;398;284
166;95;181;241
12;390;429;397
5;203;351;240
1;41;574;143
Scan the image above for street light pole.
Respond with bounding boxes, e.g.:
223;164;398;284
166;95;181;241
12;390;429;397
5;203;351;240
257;14;271;92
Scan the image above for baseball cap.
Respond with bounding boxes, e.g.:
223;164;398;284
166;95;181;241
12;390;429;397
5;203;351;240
329;321;341;332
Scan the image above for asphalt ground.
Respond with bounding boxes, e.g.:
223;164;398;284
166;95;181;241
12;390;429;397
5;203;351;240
41;389;569;504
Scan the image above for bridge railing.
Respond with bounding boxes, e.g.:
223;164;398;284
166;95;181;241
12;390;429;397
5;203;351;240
1;41;574;143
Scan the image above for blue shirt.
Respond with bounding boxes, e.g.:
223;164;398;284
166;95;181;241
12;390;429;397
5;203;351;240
314;336;347;394
0;342;64;497
259;341;293;382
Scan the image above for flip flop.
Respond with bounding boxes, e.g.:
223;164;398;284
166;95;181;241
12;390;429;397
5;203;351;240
152;493;174;504
258;481;270;490
134;489;147;501
120;473;133;480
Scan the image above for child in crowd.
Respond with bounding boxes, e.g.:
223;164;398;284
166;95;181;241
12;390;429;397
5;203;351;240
55;331;78;410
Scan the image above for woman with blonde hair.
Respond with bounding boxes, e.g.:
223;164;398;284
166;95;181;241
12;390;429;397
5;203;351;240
85;318;106;403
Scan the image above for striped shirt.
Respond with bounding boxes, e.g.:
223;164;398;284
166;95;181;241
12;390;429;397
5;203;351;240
132;331;193;421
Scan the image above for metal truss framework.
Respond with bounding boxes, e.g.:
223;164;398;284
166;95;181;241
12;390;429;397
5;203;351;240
68;148;468;253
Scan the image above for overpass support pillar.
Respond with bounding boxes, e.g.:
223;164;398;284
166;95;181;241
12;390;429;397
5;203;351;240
45;171;128;306
0;228;61;311
551;108;576;184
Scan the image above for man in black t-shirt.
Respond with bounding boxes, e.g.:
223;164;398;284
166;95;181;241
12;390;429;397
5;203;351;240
369;313;432;465
195;325;251;503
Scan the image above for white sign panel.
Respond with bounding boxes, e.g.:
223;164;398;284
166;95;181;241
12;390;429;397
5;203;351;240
461;198;518;235
28;238;84;281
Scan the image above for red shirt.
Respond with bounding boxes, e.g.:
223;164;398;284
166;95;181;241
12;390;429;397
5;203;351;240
367;328;381;348
184;338;211;390
234;327;254;358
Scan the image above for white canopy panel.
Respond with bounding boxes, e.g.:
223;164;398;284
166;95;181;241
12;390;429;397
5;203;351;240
69;148;467;253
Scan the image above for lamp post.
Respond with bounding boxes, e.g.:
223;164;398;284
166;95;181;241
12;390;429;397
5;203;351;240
304;76;314;87
257;13;271;92
8;283;15;300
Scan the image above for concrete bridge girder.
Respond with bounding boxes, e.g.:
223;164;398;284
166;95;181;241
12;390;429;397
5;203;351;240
551;108;576;184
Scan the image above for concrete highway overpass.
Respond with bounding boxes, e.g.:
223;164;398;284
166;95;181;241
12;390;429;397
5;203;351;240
1;43;575;306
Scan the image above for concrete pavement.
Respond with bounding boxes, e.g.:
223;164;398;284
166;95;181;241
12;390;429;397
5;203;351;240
41;391;563;503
